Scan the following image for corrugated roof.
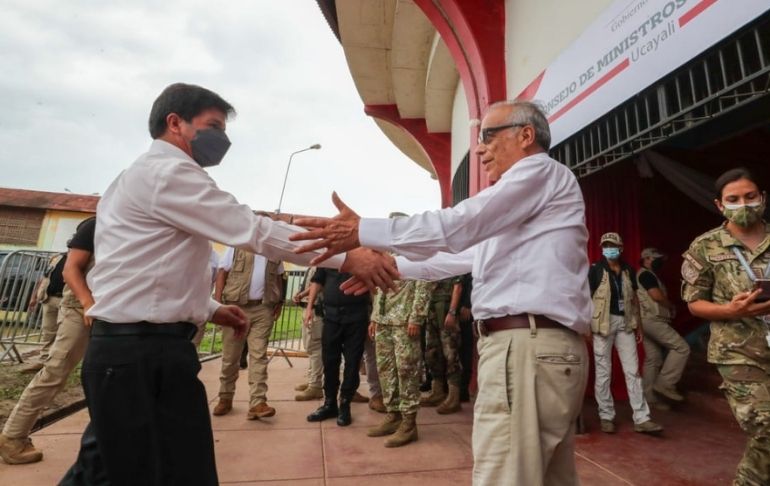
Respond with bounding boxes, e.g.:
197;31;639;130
0;187;98;213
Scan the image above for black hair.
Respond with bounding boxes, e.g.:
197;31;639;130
148;83;236;139
715;167;760;199
76;216;95;231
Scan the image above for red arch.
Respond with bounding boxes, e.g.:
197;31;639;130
364;104;452;208
413;0;507;195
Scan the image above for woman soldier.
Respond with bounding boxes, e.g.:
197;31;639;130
681;167;770;485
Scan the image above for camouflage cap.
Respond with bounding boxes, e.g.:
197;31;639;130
600;232;623;246
641;247;665;259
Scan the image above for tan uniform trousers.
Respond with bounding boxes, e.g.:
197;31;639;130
472;320;587;486
37;296;62;362
218;302;275;407
3;306;88;439
642;317;690;402
302;313;324;388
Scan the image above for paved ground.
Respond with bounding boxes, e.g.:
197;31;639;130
0;356;746;485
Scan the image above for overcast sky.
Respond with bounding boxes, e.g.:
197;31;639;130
0;1;440;218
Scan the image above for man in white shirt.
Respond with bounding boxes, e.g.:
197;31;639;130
65;83;397;486
292;101;592;486
212;246;284;419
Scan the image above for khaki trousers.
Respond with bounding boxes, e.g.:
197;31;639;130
3;306;88;439
642;317;690;402
472;319;587;486
593;315;650;424
302;313;324;388
218;302;274;407
37;296;62;362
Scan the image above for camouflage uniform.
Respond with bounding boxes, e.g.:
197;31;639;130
425;278;463;387
371;279;435;414
682;223;770;485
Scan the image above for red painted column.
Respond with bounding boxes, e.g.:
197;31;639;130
364;105;452;208
413;0;507;195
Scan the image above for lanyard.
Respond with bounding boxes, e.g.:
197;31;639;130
731;247;770;282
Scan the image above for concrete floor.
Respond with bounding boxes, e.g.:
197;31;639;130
0;356;746;485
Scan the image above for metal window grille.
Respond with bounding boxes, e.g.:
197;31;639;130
452;152;470;205
551;12;770;178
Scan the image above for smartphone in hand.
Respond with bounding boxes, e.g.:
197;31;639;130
754;279;770;303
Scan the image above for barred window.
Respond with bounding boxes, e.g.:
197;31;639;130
0;207;44;245
452;152;470;206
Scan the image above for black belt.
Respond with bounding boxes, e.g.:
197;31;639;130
91;320;197;340
473;314;568;338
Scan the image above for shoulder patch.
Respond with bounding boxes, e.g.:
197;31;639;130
684;253;703;271
681;260;700;285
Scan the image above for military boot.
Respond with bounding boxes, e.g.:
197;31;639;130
420;379;446;407
367;412;402;437
212;398;233;416
436;383;461;414
384;412;418;447
0;435;43;465
295;385;323;401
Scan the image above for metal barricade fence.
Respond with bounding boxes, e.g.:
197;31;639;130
268;269;308;366
0;250;58;363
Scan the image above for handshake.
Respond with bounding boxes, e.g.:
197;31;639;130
289;192;399;295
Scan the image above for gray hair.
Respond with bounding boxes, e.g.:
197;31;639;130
488;100;551;150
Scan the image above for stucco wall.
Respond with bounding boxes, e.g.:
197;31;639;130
505;0;615;97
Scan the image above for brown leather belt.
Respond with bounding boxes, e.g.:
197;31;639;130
473;314;565;337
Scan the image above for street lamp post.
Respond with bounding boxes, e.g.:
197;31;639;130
276;143;321;214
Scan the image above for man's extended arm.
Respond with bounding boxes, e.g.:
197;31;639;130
147;163;397;292
291;158;551;262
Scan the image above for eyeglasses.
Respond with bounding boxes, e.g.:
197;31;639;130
477;123;527;145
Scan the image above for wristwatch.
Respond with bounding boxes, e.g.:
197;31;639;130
448;308;458;317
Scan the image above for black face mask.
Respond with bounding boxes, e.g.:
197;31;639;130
190;128;231;167
651;258;664;272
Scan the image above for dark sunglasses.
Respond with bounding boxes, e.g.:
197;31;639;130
477;123;527;144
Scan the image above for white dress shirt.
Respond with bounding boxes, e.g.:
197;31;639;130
219;246;284;300
87;139;343;325
359;152;592;334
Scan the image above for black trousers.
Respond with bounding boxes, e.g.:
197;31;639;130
59;422;109;486
64;331;218;486
321;306;369;401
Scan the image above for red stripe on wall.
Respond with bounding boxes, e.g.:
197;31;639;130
516;69;546;101
548;58;631;124
679;0;718;28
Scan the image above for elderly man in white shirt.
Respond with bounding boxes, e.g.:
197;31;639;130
292;101;592;486
64;83;397;486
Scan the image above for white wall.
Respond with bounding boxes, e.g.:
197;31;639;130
505;0;615;97
450;81;470;180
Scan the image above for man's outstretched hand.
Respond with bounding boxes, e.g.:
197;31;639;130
340;248;399;295
290;192;361;265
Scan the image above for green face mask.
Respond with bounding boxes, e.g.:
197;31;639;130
722;202;765;228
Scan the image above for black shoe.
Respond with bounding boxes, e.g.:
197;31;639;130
337;397;352;426
307;399;338;422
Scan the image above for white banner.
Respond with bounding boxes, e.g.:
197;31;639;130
518;0;770;145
